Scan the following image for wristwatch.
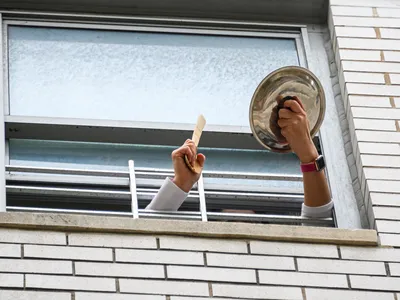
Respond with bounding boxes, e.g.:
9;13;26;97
300;155;326;173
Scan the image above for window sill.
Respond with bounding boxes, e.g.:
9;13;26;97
0;212;377;246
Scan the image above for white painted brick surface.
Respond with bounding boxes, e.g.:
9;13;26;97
258;270;347;288
250;241;338;258
0;291;71;300
351;107;400;120
159;236;247;253
349;96;392;108
171;298;237;300
347;83;400;97
389;263;400;276
331;6;373;17
350;275;400;291
378;8;400;18
24;245;113;261
359;143;400;155
0;243;20;257
354;119;396;131
340;50;381;61
374;207;400;220
75;262;164;278
376;220;400;233
0;229;65;245
335;27;376;38
68;233;156;249
341;246;400;262
297;258;386;275
385;51;400;62
396;98;400;107
331;0;400;7
368;180;400;193
167;265;256;283
212;284;302;300
357;131;400;143
76;293;163;300
333;16;400;28
381;28;400;40
370;192;400;206
0;273;23;288
380;233;400;247
390;73;400;84
119;279;209;296
343;61;400;72
116;249;203;265
26;274;116;291
361;155;400;168
344;72;385;84
206;253;295;270
0;258;72;274
364;167;400;180
306;288;394;300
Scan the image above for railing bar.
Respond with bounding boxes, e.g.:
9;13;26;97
6;165;128;177
197;174;208;222
128;160;139;219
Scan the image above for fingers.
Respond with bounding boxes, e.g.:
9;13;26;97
292;96;305;110
197;153;206;167
277;118;291;128
172;144;194;164
283;99;304;114
279;108;296;119
185;139;197;165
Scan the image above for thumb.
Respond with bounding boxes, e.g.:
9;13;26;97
197;153;206;167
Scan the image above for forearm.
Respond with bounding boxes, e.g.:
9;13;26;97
303;169;331;207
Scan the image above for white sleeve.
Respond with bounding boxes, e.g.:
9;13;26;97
301;201;334;218
145;177;189;211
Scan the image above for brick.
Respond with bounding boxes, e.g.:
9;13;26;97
340;50;381;61
76;293;163;300
333;16;400;28
351;107;400;120
385;51;400;62
381;28;400;40
258;270;347;288
374;207;400;220
0;229;65;245
380;233;400;247
167;265;256;283
354;119;396;131
339;38;400;51
348;96;392;108
206;253;295;270
368;180;400;193
116;249;203;265
364;168;400;180
378;8;400;18
119;279;208;296
0;243;20;257
396;98;400;107
350;275;400;291
341;246;400;262
336;27;376;38
306;288;394;300
26;274;115;291
298;258;386;275
359;143;400;155
24;245;112;261
159;236;247;253
331;0;400;7
390;263;400;276
390;74;400;84
343;60;400;73
331;6;373;16
75;262;164;278
347;83;400;97
357;131;400;144
0;291;71;300
250;241;338;258
0;273;23;288
371;192;400;206
171;298;238;300
344;72;385;84
68;233;156;249
0;258;72;274
376;220;400;233
212;284;302;300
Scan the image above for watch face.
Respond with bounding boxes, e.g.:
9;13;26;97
316;155;326;171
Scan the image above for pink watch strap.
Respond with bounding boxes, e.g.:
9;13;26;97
300;162;317;173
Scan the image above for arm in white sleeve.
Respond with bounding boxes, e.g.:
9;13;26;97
146;177;189;211
301;200;334;218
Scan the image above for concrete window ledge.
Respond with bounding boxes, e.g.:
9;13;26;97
0;212;377;246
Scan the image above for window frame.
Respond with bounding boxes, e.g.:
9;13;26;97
0;11;361;229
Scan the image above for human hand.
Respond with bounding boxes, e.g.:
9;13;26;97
277;96;319;163
171;139;206;192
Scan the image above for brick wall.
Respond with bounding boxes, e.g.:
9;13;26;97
0;228;399;299
329;0;400;247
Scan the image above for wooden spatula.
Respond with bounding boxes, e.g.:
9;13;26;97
184;114;206;174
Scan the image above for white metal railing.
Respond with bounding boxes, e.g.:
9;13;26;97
5;162;335;226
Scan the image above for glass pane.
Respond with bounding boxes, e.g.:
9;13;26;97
9;26;299;126
9;139;302;192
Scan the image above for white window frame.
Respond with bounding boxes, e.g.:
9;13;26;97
0;11;361;229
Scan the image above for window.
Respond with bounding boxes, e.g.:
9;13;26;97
3;15;336;227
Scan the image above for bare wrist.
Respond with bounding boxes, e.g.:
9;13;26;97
298;144;319;164
172;177;193;193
